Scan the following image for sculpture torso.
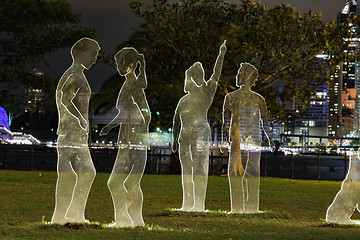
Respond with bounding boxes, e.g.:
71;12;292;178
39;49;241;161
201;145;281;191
56;68;91;144
116;76;148;146
177;81;216;143
227;88;263;146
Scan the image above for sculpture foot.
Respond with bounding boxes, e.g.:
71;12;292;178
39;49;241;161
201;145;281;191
51;217;68;225
132;221;145;227
244;209;259;214
326;217;353;224
180;207;193;212
228;209;244;214
108;222;132;228
190;207;205;212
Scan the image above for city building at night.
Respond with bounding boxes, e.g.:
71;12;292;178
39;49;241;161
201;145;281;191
285;85;329;145
329;0;360;137
24;68;44;114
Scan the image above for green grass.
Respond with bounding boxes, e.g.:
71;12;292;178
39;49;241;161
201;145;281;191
1;170;360;239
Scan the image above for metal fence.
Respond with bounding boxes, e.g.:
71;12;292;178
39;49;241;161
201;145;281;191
0;144;350;180
261;152;348;180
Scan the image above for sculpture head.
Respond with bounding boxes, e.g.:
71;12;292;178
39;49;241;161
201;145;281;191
71;38;100;69
236;62;258;88
184;62;205;93
114;47;140;76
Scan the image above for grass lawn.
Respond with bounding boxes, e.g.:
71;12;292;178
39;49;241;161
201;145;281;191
1;170;360;239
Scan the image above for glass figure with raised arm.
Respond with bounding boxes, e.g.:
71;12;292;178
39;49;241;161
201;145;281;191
172;41;226;211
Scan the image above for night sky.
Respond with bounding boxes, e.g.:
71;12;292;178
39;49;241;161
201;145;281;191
40;0;347;91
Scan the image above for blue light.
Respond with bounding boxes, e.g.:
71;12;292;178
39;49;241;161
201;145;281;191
0;107;10;130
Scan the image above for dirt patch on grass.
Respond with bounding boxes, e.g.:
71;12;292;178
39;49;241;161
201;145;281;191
36;222;105;230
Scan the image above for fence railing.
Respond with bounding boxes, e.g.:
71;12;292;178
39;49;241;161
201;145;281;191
0;144;350;180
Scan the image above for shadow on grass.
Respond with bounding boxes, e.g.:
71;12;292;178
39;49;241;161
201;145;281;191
33;209;291;233
317;222;360;229
35;221;178;232
153;208;291;220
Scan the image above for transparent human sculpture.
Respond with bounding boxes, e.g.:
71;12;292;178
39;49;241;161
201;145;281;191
51;37;100;224
172;41;226;211
326;149;360;224
221;63;271;214
100;47;150;227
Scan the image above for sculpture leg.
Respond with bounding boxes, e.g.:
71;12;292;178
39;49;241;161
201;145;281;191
191;144;209;211
66;148;96;223
125;149;146;227
51;145;76;224
243;151;260;213
228;143;245;213
326;182;357;224
179;143;194;211
108;148;133;227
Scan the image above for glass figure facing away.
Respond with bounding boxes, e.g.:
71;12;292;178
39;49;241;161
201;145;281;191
172;41;226;211
221;63;271;214
52;38;100;224
100;47;150;227
326;150;360;224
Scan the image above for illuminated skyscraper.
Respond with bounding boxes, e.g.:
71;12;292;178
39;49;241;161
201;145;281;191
329;0;360;137
24;68;44;113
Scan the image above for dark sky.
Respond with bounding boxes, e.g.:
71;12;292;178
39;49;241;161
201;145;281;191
40;0;346;92
69;0;345;53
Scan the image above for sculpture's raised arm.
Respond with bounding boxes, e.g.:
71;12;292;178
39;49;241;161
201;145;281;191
209;40;227;84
